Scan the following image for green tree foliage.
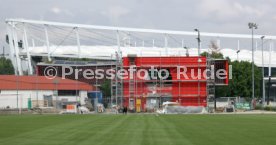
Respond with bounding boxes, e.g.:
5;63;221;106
201;51;224;59
0;57;14;74
216;60;261;98
99;80;111;98
99;80;111;107
201;40;262;98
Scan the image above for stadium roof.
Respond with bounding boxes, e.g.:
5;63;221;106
24;46;276;67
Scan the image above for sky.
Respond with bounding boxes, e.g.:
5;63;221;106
0;0;276;49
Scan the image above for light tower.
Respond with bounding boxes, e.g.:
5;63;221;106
248;22;258;101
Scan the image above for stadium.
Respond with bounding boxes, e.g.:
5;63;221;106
2;18;276;113
1;1;276;144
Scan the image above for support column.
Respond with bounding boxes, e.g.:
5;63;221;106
237;40;240;61
6;23;17;75
11;22;23;75
23;24;33;75
44;25;51;62
75;27;81;58
269;42;272;77
165;34;168;56
116;30;121;56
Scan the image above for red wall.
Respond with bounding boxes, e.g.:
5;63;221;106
122;56;208;109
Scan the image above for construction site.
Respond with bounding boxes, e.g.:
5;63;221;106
1;19;276;114
3;1;276;145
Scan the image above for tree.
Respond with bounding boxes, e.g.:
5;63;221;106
201;51;224;59
99;80;111;107
201;40;262;98
217;60;262;98
203;55;262;98
99;80;111;97
201;40;224;59
0;57;14;74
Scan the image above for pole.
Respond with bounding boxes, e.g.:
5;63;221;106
75;27;81;58
165;34;168;56
267;42;272;105
261;36;265;106
115;56;118;106
267;76;271;105
96;65;98;113
16;74;19;114
11;22;23;75
195;29;201;106
53;79;59;109
237;40;240;61
2;46;4;57
6;24;17;75
110;54;113;108
251;27;255;100
248;22;257;101
44;25;51;62
76;66;79;103
23;24;33;75
116;31;121;107
56;82;58;109
269;42;272;77
36;70;38;107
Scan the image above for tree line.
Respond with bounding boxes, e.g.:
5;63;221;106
0;57;14;75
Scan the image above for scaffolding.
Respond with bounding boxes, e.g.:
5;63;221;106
111;52;123;107
206;54;216;111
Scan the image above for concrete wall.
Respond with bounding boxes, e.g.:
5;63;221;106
0;90;88;109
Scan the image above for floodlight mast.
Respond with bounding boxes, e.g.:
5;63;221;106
194;29;201;55
261;36;265;107
237;40;240;61
194;28;201;106
248;22;258;102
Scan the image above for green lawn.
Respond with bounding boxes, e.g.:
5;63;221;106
0;114;276;145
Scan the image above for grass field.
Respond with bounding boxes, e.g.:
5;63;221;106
0;114;276;145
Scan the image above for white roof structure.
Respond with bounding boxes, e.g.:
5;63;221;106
5;19;276;75
23;45;276;68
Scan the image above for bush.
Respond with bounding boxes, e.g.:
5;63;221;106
263;106;276;111
254;105;263;110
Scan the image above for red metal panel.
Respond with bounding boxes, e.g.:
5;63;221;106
225;60;229;85
123;56;209;107
132;56;206;67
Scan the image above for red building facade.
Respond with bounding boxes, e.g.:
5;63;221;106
122;56;228;112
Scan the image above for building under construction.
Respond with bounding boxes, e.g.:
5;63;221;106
35;55;229;112
113;55;229;112
7;19;265;112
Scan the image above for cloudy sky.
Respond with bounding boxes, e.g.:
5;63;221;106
0;0;276;48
